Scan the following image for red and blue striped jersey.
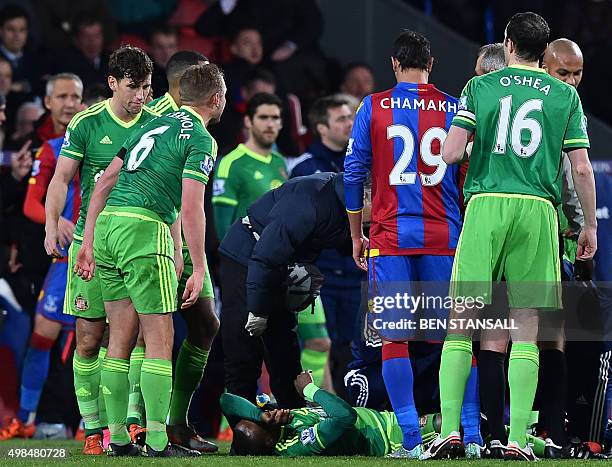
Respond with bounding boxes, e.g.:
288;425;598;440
344;82;463;256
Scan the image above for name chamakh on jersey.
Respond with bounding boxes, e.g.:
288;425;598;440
345;83;463;256
59;99;159;242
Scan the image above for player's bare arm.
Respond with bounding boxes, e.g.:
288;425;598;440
567;148;597;260
347;210;368;272
442;125;473;164
181;178;206;308
75;156;123;280
44;156;80;258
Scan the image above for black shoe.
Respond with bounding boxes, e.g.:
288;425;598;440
167;424;218;453
142;442;201;457
106;442;141;456
544;438;563;459
483;440;506;459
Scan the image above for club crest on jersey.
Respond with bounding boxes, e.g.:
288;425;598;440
201;155;214;175
300;427;316;445
74;294;89;311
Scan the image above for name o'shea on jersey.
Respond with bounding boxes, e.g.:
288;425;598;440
344;83;463;255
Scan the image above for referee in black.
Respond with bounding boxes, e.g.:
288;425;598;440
219;172;370;407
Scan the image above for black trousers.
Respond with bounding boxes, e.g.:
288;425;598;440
219;254;303;408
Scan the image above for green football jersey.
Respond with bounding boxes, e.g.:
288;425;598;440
453;64;589;205
212;143;288;221
60;99;159;241
106;105;218;225
274;403;401;456
147;92;179;115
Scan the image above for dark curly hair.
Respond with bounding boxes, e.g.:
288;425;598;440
505;12;550;62
108;45;153;85
392;30;431;71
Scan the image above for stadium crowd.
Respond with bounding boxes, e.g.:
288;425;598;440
0;0;610;461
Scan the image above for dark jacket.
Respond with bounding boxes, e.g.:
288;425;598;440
288;140;363;283
219;172;351;318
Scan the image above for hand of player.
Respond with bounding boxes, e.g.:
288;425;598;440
294;371;314;397
260;409;293;426
44;224;64;258
174;248;184;280
181;268;204;309
245;312;268;337
576;226;597;260
74;243;95;281
352;235;369;272
57;216;75;248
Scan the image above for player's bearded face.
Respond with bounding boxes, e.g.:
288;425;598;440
250;105;282;149
117;77;151;115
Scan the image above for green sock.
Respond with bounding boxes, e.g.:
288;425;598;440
73;353;102;436
97;347;108;428
300;348;328;386
127;346;145;426
508;343;539;448
168;340;208;426
101;358;131;445
526;433;546;456
141;358;173;450
439;335;472;437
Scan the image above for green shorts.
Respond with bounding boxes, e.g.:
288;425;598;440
450;193;561;309
64;240;106;319
177;248;214;303
94;206;178;314
297;297;329;340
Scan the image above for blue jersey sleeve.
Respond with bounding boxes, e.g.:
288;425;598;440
343;96;372;212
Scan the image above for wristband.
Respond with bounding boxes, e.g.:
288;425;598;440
303;382;320;401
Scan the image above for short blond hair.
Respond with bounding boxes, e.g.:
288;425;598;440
179;64;225;106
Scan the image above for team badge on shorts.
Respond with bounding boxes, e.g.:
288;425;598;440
75;294;89;311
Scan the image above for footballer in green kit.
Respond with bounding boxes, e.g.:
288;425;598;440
421;13;598;461
44;45;157;455
144;51;221;452
222;372;548;457
74;63;226;458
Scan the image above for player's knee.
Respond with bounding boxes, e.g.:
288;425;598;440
303;337;331;352
76;320;105;358
33;314;61;340
76;332;102;358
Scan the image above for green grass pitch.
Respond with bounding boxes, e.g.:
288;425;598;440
0;439;600;466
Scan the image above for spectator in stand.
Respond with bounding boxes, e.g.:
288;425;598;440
287;95;359;399
339;62;375;102
211;67;276;156
2;73;83;319
195;0;327;101
49;15;109;89
9;102;44;146
0;56;27;138
223;28;264;106
29;1;116;51
148;24;179;98
0;4;39;96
